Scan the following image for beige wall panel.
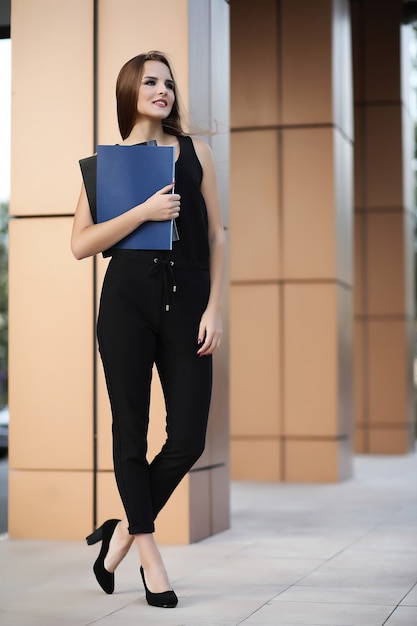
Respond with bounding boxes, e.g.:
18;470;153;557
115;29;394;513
368;426;413;455
96;471;125;526
210;464;230;535
365;105;403;208
97;0;189;142
332;0;353;140
354;212;365;316
9;218;93;470
350;1;364;102
208;270;230;464
354;426;366;454
230;0;279;129
403;211;415;318
155;476;190;544
230;284;281;437
354;106;365;209
205;343;230;467
281;0;332;125
9;470;93;540
230;130;280;282
282;128;336;280
367;320;408;427
10;0;94;216
207;0;230;228
354;320;366;429
406;317;416;427
338;437;353;479
337;285;353;437
334;130;354;285
401;27;414;119
402;109;414;214
363;0;401;102
366;212;406;315
198;230;230;468
284;284;338;437
285;439;340;482
189;469;211;543
231;439;281;481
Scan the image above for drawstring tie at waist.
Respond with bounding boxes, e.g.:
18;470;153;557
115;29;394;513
149;257;177;311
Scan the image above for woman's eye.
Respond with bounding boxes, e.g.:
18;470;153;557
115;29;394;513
166;82;174;90
145;80;155;86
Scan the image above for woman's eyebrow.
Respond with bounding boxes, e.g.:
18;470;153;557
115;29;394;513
142;75;173;82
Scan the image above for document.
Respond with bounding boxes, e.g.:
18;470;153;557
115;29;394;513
96;143;176;250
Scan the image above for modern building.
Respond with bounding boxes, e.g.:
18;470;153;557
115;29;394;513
4;0;416;542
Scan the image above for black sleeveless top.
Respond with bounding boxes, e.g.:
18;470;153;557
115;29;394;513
83;135;210;270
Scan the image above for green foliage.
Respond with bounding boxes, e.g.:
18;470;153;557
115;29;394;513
0;202;8;407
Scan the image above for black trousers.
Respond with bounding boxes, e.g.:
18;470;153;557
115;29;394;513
97;254;212;534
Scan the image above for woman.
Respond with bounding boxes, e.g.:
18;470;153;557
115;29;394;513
71;51;225;608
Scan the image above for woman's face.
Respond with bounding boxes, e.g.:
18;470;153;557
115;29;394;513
137;60;175;121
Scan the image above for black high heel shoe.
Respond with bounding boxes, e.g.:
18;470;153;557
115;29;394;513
140;566;178;608
86;518;120;594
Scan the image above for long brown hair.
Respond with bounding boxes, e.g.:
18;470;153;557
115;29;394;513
116;51;184;140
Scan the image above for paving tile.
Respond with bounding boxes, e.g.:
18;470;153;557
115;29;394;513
351;528;417;554
186;556;324;587
384;606;417;625
274;584;411;606
238;535;348;560
240;600;394;625
0;612;86;626
298;550;417;589
400;584;417;607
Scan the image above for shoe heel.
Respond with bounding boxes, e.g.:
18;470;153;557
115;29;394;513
86;526;103;545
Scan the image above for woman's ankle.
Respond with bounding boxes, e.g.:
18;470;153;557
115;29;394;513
134;534;171;592
103;520;134;572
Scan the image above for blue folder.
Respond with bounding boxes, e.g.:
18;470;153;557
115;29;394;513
96;144;175;250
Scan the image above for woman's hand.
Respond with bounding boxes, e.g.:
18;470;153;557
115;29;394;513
197;306;222;356
142;183;180;222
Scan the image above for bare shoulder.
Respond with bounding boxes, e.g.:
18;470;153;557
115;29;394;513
190;136;213;166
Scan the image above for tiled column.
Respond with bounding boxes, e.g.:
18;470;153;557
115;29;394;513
352;0;415;453
8;0;95;539
230;0;354;481
8;0;230;541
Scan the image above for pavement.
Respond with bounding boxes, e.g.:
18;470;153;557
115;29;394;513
0;451;416;626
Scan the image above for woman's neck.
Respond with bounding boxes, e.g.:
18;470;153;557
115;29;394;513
123;121;176;146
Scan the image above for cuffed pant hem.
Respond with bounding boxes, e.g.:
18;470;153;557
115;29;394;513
128;523;155;535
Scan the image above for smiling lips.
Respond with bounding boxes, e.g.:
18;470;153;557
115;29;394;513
153;99;168;107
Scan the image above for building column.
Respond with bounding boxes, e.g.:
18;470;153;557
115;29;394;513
352;0;415;453
8;0;230;541
230;0;354;481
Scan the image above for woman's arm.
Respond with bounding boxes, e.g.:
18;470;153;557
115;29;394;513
71;182;180;260
192;138;226;356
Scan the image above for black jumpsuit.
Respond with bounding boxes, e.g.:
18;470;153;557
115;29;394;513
96;135;213;534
